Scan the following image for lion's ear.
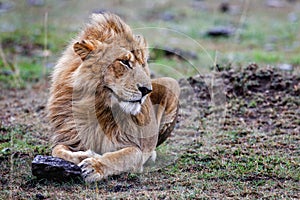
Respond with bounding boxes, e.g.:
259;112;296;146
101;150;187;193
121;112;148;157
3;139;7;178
135;35;147;46
73;40;96;60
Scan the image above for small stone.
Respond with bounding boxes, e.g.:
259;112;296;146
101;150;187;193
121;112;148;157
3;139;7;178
1;148;11;153
27;0;45;7
205;26;235;37
219;2;230;13
151;47;198;60
0;70;13;76
278;64;293;71
266;0;284;8
35;193;45;200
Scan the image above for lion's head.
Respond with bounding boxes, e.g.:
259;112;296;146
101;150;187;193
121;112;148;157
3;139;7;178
72;13;152;115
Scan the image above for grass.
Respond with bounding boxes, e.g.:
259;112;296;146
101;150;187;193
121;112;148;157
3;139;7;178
248;99;257;108
0;125;50;156
0;122;299;198
0;61;48;88
252;50;283;64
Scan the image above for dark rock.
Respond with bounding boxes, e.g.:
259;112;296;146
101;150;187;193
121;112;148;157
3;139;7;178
151;47;198;60
35;193;45;200
23;108;30;113
205;26;235;37
219;2;230;13
32;155;82;181
36;105;45;112
111;184;133;192
165;47;198;60
0;70;13;76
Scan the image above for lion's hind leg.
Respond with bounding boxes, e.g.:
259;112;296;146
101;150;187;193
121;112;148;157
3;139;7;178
157;105;179;146
150;77;180;147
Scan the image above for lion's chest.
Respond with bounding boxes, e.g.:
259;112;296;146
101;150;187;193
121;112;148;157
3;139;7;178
90;109;159;155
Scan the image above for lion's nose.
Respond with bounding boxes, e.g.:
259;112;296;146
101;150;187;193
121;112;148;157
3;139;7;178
138;86;152;97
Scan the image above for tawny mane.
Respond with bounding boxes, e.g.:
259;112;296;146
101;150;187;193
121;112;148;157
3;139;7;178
48;13;145;151
82;13;133;42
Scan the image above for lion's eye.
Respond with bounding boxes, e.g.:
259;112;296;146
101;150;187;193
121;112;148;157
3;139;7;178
119;60;132;69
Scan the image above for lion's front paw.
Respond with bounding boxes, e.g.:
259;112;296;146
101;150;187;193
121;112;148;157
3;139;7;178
78;157;104;182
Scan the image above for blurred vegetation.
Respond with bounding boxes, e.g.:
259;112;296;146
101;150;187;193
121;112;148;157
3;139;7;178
0;0;299;88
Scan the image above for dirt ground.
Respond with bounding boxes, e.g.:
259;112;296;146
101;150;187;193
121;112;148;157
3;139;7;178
0;65;299;199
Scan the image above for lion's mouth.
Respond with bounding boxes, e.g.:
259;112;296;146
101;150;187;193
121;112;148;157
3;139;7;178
114;93;142;104
106;86;143;104
105;87;147;115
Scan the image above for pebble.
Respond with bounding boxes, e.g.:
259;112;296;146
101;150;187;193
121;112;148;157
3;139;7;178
277;64;293;71
27;0;45;7
205;26;235;37
35;193;45;200
266;0;285;8
1;148;11;153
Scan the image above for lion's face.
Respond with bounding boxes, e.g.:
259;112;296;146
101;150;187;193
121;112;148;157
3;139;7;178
104;49;152;115
73;36;151;115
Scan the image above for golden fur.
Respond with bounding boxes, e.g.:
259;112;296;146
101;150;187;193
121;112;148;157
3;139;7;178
48;13;180;182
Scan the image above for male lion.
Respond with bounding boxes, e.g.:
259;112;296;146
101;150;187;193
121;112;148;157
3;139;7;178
48;13;180;182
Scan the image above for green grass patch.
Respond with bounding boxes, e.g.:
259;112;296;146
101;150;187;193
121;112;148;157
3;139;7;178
0;125;50;157
252;51;283;64
290;56;300;66
0;61;45;88
248;100;257;108
193;154;299;181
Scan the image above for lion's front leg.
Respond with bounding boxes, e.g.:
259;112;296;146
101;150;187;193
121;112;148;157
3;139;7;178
78;147;143;182
52;144;96;165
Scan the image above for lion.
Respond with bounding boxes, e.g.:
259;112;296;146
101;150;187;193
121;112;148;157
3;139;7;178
47;13;180;182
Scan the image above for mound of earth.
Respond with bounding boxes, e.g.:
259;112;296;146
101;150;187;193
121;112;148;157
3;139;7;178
182;64;300;134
